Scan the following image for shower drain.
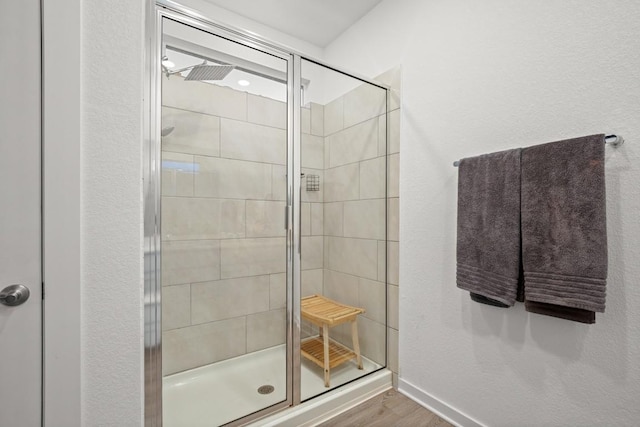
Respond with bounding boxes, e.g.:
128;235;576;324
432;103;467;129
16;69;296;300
257;385;275;395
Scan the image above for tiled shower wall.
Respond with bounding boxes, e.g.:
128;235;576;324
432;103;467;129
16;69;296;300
160;66;400;379
160;75;292;375
309;67;401;375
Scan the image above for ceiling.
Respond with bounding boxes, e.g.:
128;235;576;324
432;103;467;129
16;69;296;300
203;0;384;47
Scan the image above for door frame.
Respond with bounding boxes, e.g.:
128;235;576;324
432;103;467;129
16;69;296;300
41;0;82;426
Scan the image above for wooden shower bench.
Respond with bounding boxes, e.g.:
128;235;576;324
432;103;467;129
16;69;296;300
300;294;365;387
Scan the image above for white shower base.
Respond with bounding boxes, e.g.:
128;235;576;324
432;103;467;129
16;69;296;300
163;344;386;426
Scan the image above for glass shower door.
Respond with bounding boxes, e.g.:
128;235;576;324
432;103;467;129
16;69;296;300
159;17;291;426
298;59;388;401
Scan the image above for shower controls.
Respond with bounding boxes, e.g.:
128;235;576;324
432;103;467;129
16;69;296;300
0;284;30;307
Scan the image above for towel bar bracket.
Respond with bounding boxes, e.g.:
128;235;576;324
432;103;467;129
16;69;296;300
604;134;624;147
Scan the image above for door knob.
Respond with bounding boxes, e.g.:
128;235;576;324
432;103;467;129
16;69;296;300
0;284;30;307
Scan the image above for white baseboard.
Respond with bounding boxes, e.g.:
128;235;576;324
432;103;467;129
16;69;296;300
398;378;485;427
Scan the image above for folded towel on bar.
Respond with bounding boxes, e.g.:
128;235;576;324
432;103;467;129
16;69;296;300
521;134;607;323
525;300;595;324
456;148;522;306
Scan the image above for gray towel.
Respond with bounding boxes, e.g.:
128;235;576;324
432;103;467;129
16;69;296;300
456;149;522;306
521;134;607;313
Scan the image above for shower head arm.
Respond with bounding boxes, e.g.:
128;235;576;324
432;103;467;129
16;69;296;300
162;60;207;78
169;60;207;74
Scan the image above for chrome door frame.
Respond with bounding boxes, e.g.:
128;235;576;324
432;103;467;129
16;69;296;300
145;5;297;426
144;1;391;425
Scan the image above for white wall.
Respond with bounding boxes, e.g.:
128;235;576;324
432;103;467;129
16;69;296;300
325;0;640;425
81;0;145;424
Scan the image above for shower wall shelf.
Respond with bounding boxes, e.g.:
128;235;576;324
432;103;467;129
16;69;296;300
306;174;320;191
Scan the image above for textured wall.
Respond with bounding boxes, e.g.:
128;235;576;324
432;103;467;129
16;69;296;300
324;0;640;425
81;0;144;425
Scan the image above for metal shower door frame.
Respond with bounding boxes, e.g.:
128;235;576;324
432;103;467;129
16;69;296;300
145;5;300;425
144;1;391;425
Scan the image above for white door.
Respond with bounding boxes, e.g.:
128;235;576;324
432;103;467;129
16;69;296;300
0;1;43;426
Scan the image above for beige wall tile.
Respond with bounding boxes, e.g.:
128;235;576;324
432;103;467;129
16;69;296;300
390;89;401;113
220;118;286;165
389;109;400;154
374;67;401;111
301;269;323;298
358;316;386;365
388;241;399;285
328;237;378;281
324;163;359;202
377;241;386;282
388;153;399;198
246;200;287;238
271;165;287;201
327;118;378;168
359;278;386;324
162;284;191;331
323;96;343;136
310;102;324;136
359;157;385;200
194;156;272;200
161;197;245;241
323;202;343;237
301;107;311;134
301;321;316;340
387;327;399;373
328;322;351;349
323;237;330;269
343;83;386;128
191;275;269;324
301;202;311;237
388;284;399;330
220;237;286;279
323;269;359;308
162;76;247;121
343;199;385;240
311;203;323;236
247;94;286;129
270;273;286;310
302;133;324;170
162;317;246;375
378;115;387;157
324;135;331;169
161;107;220;156
302;236;323;270
247;309;286;352
388;197;399;242
375;67;401;92
162;240;221;286
162;152;194;197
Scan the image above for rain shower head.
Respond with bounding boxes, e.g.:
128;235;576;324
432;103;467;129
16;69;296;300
184;64;235;81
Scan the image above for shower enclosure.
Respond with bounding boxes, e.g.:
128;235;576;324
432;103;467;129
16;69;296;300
145;2;390;425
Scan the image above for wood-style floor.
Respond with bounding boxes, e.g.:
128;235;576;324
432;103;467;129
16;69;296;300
318;389;455;427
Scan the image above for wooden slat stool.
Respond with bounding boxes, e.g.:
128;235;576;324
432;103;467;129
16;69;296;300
300;294;365;387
